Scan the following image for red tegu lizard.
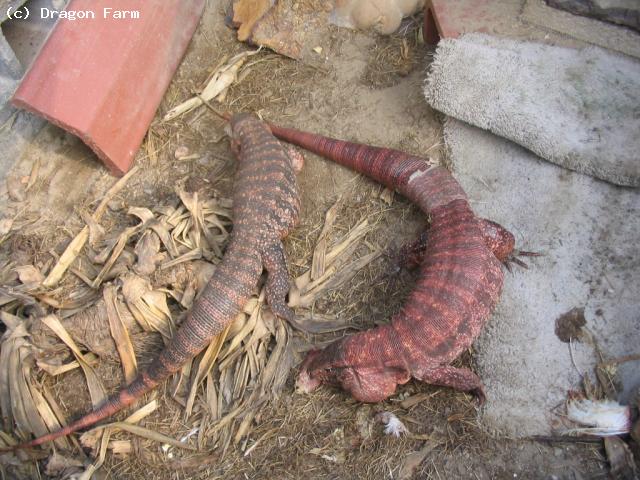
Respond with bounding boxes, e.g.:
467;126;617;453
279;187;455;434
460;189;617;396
267;122;535;403
2;113;302;450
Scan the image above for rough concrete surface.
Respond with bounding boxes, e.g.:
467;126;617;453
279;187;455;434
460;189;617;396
546;0;640;31
523;0;640;59
0;27;44;182
1;0;59;68
446;118;639;436
0;0;28;22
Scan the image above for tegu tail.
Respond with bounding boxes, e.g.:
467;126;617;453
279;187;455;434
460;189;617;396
267;122;428;190
0;374;157;452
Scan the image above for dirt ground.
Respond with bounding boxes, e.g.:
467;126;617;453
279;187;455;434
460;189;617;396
0;2;614;479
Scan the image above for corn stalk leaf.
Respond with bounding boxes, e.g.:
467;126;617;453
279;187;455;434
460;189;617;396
40;315;106;407
103;285;138;383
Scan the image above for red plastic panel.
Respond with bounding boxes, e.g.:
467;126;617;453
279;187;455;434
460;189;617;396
12;0;205;174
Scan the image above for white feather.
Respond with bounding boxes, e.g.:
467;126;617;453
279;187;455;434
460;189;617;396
566;398;631;436
380;412;409;437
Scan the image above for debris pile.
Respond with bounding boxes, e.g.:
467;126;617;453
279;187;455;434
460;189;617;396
0;173;380;475
541;309;640;478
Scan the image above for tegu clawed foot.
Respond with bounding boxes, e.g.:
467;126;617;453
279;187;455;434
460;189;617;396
503;249;543;272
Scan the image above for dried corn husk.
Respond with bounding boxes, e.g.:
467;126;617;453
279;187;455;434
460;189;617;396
185;323;232;417
289;219;379;308
15;265;44;285
134;231;163;276
0;313;72;448
121;274;174;340
311;197;341;280
103;286;137;383
43;166;139;287
40;315;106;407
92;227;138;288
163;50;260;121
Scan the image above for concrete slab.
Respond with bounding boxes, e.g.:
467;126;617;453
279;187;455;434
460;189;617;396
0;31;20;109
2;0;59;69
445;118;640;436
11;0;205;175
523;0;640;59
0;40;46;182
547;0;640;32
423;0;640;60
0;0;29;22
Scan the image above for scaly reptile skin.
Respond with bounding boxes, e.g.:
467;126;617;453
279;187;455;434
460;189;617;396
268;122;519;403
4;113;301;450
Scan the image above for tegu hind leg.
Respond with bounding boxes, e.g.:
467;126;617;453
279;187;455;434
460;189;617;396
417;365;486;404
397;230;429;271
261;242;295;322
